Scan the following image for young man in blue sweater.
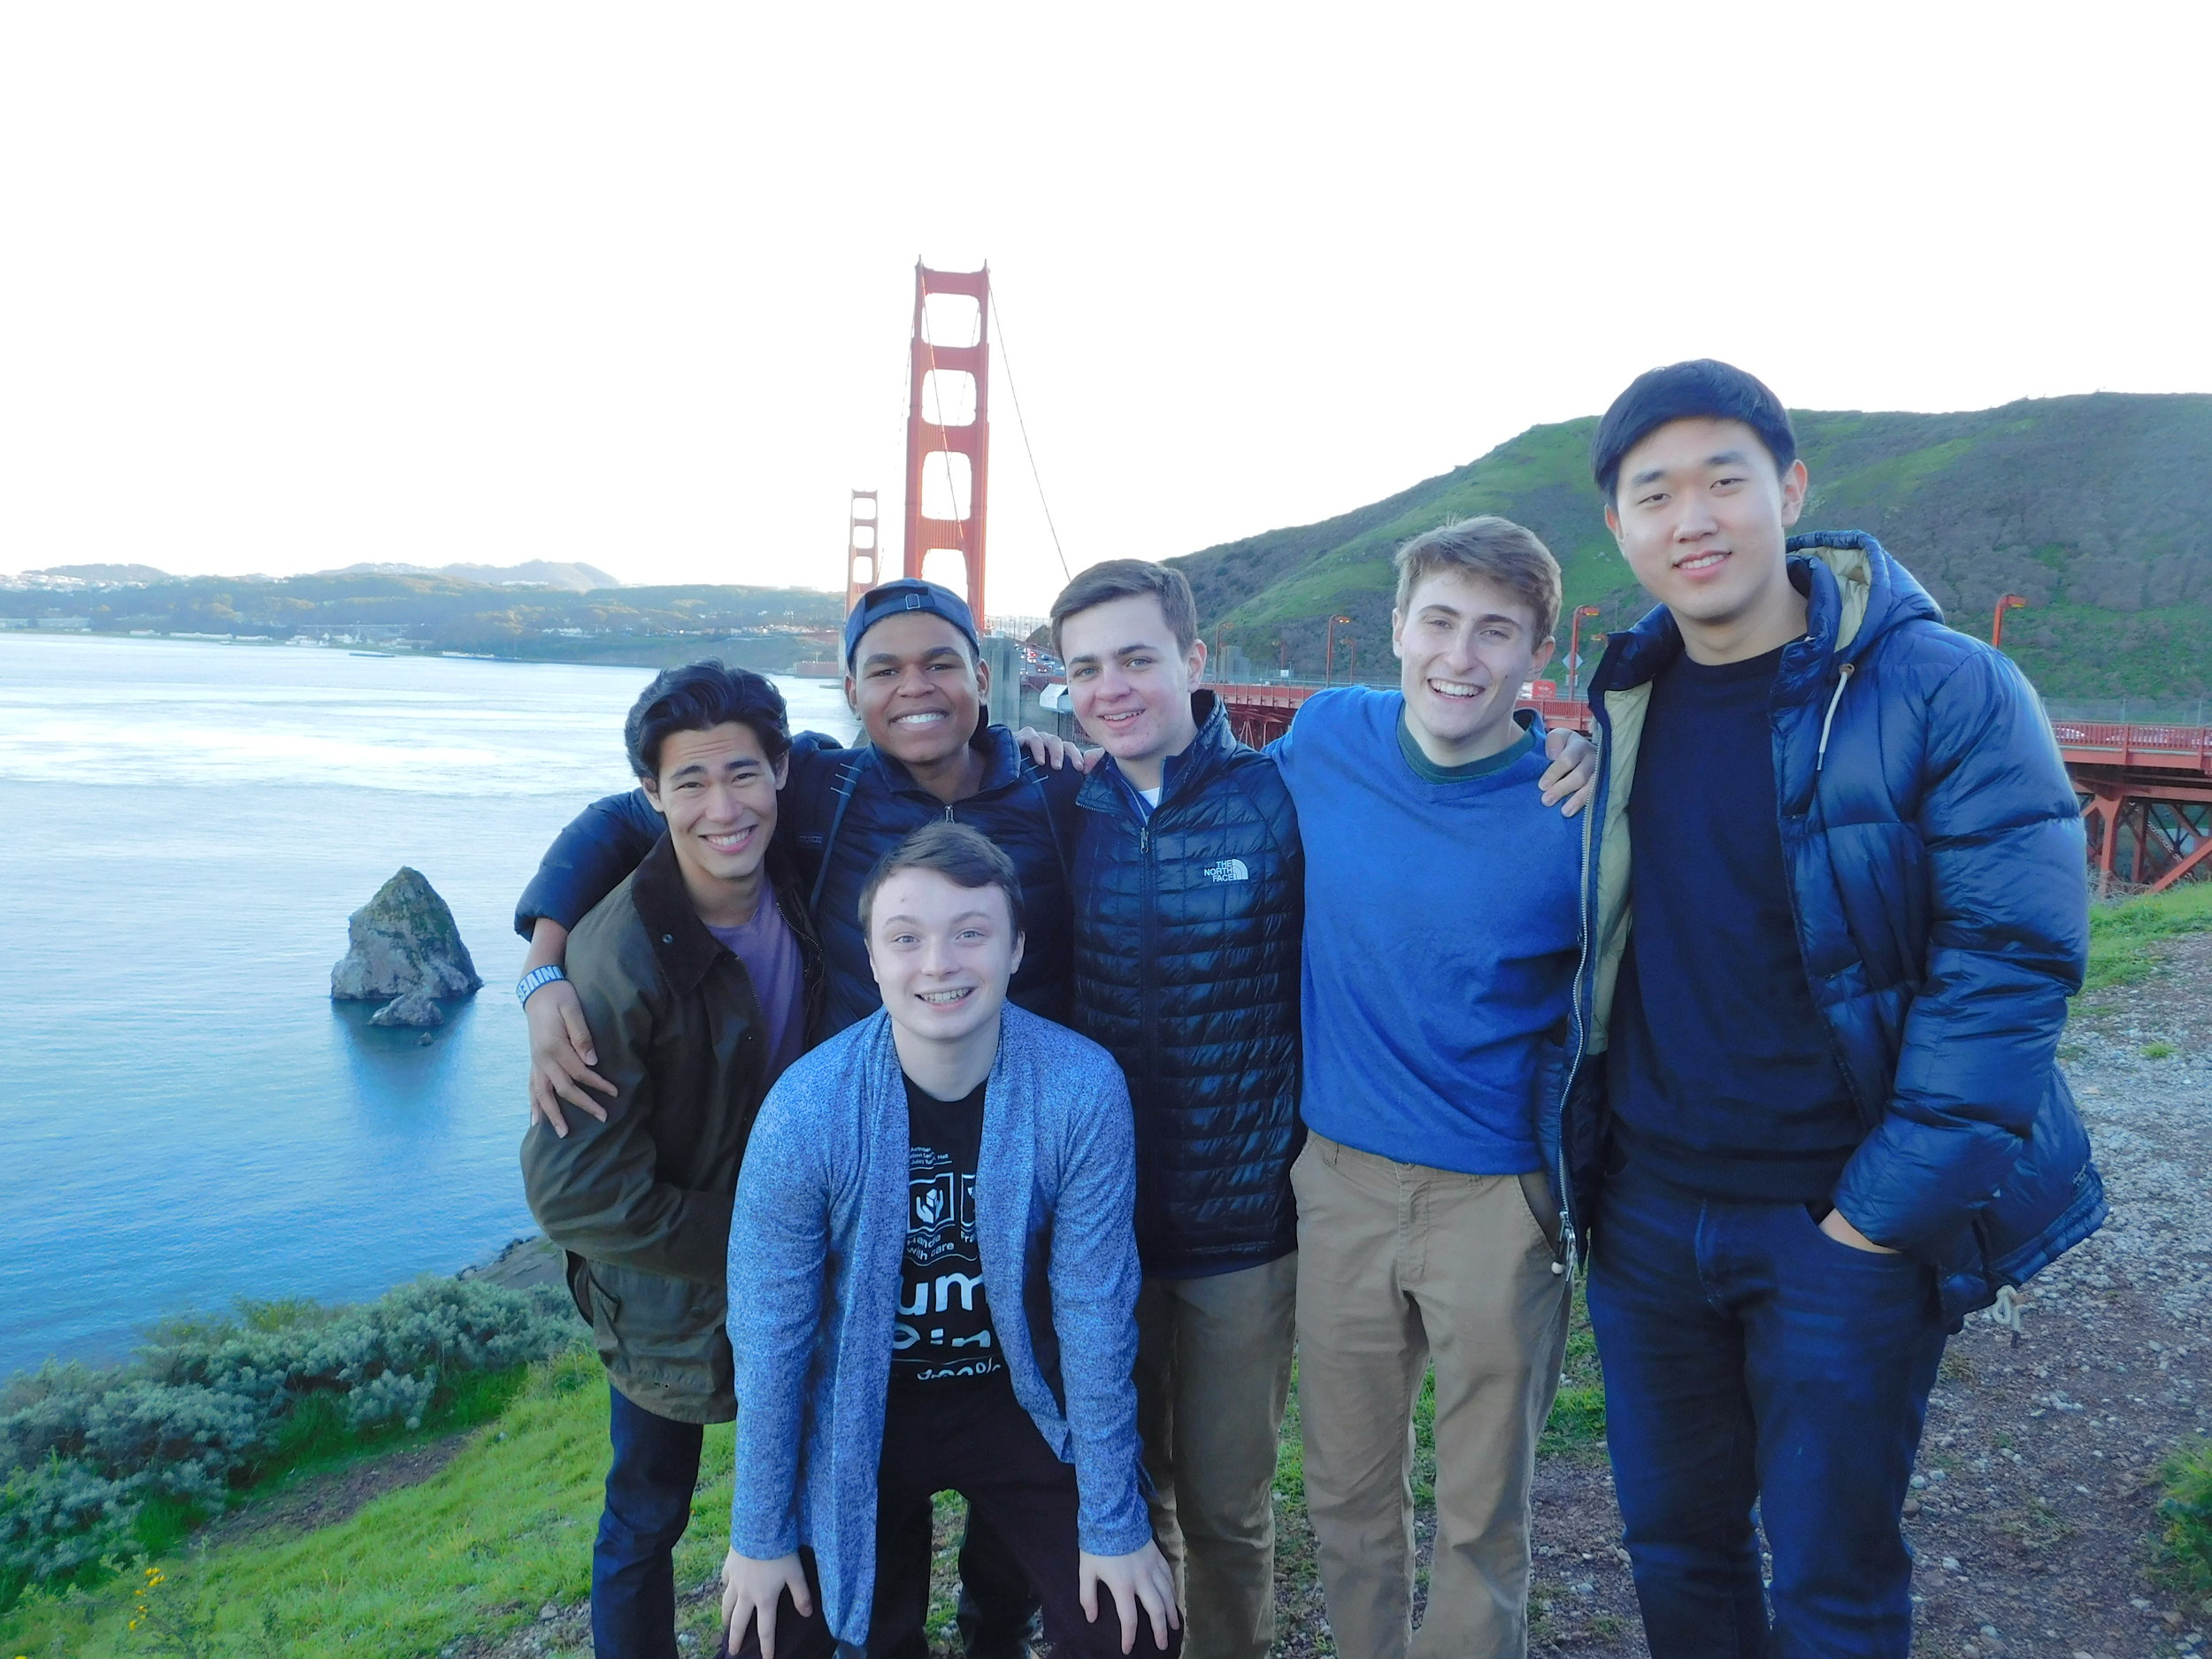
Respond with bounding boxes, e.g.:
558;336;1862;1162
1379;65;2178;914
1571;361;2100;1655
718;823;1179;1659
1269;518;1580;1659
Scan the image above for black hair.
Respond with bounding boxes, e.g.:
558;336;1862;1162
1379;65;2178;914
1591;359;1797;503
623;660;790;780
857;821;1025;936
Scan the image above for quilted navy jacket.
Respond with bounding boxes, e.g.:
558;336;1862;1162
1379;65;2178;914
1548;532;2105;1323
1071;692;1303;1279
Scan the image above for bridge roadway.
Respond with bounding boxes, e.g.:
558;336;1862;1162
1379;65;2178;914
1209;683;2212;894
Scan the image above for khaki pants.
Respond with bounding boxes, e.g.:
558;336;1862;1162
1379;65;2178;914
1291;1133;1570;1659
1133;1253;1298;1659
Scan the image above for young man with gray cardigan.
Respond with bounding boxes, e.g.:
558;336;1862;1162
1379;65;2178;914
718;822;1180;1659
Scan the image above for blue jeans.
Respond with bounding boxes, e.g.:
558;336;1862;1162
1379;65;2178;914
1586;1164;1947;1659
594;1385;705;1659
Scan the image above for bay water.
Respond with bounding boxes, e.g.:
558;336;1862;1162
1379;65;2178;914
0;634;856;1377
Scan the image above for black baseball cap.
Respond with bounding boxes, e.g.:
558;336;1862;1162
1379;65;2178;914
843;578;981;667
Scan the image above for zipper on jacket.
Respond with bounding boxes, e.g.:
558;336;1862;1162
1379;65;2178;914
1138;821;1156;1078
1815;661;1855;772
1557;783;1593;1283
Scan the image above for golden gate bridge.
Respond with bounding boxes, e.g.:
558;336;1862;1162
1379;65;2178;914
841;263;2211;895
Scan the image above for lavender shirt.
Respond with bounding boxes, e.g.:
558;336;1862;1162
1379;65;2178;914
707;896;804;1082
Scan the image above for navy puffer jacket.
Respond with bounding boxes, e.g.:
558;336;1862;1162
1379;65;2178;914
516;723;1081;1039
1548;533;2105;1324
1071;692;1303;1279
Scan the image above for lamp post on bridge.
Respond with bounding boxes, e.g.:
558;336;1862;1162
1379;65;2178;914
1325;615;1354;685
1992;594;2028;650
1214;621;1234;680
1566;605;1602;700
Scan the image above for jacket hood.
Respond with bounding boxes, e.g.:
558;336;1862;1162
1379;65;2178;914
1593;530;1943;700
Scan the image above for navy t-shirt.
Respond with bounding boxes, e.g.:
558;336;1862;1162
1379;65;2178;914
1607;645;1862;1202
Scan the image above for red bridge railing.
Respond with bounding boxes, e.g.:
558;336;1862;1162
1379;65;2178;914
1208;683;2211;890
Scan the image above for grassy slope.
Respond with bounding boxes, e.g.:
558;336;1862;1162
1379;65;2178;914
2;1350;733;1659
1171;393;2212;699
4;1317;1607;1659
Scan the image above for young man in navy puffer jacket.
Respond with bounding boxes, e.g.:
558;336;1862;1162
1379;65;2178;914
1566;359;2104;1657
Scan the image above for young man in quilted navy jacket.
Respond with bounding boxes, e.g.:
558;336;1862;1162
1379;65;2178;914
1046;560;1303;1659
1567;359;2104;1656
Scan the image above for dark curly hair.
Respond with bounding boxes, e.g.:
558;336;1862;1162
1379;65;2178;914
623;660;790;780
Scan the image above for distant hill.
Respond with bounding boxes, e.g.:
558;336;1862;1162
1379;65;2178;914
27;563;172;585
319;560;625;592
1171;393;2212;702
0;567;843;671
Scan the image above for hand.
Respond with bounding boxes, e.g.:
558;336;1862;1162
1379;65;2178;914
527;977;614;1136
720;1548;811;1659
1540;728;1598;818
1819;1207;1901;1255
1014;726;1103;773
1079;1540;1180;1655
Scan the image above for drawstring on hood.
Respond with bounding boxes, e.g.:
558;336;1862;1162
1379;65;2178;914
1815;661;1856;772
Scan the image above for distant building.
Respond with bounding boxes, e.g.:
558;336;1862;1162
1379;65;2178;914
36;617;91;630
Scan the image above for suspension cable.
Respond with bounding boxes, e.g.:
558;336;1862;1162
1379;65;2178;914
989;282;1073;583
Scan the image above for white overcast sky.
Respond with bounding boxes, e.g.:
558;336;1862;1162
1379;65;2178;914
4;4;2207;618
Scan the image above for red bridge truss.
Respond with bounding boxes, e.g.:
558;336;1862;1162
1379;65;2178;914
1211;685;2212;895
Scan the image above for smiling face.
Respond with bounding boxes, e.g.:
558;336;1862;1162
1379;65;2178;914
1391;568;1555;766
865;866;1024;1047
640;720;786;902
846;612;988;768
1604;416;1810;657
1058;592;1206;790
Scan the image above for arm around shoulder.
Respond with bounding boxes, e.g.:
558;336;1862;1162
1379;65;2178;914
511;787;663;940
519;967;733;1284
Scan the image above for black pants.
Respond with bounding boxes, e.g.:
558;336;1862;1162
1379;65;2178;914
877;1502;1037;1659
731;1379;1179;1659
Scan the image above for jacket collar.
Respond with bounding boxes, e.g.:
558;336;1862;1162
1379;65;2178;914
872;719;1031;799
1077;688;1236;817
1588;530;1941;704
632;832;810;998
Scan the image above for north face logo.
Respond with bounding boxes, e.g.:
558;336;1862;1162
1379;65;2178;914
1202;858;1250;883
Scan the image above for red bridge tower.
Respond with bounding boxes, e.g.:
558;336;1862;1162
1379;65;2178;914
901;263;991;626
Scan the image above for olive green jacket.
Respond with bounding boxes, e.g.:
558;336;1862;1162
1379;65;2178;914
520;833;823;1422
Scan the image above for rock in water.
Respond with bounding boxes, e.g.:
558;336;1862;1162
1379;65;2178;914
369;990;447;1028
331;868;483;1025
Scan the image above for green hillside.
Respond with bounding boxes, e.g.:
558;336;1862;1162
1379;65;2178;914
1171;393;2212;703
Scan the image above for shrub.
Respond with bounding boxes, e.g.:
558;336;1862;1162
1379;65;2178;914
2159;1436;2212;1595
0;1277;580;1602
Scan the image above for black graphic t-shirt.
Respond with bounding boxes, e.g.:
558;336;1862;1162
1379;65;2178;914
892;1072;1004;1388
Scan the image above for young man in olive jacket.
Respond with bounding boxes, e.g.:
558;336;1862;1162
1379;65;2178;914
516;580;1062;1658
1565;360;2104;1656
519;662;823;1659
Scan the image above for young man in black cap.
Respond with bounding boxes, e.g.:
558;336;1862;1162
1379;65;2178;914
513;577;1074;1659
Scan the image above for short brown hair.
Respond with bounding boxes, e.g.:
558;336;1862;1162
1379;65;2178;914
857;821;1025;935
1392;517;1562;642
1048;558;1199;657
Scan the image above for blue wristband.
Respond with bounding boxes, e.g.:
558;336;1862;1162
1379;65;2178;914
516;964;567;1007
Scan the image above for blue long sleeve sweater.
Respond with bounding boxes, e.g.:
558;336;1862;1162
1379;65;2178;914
725;1004;1151;1647
1271;687;1580;1173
